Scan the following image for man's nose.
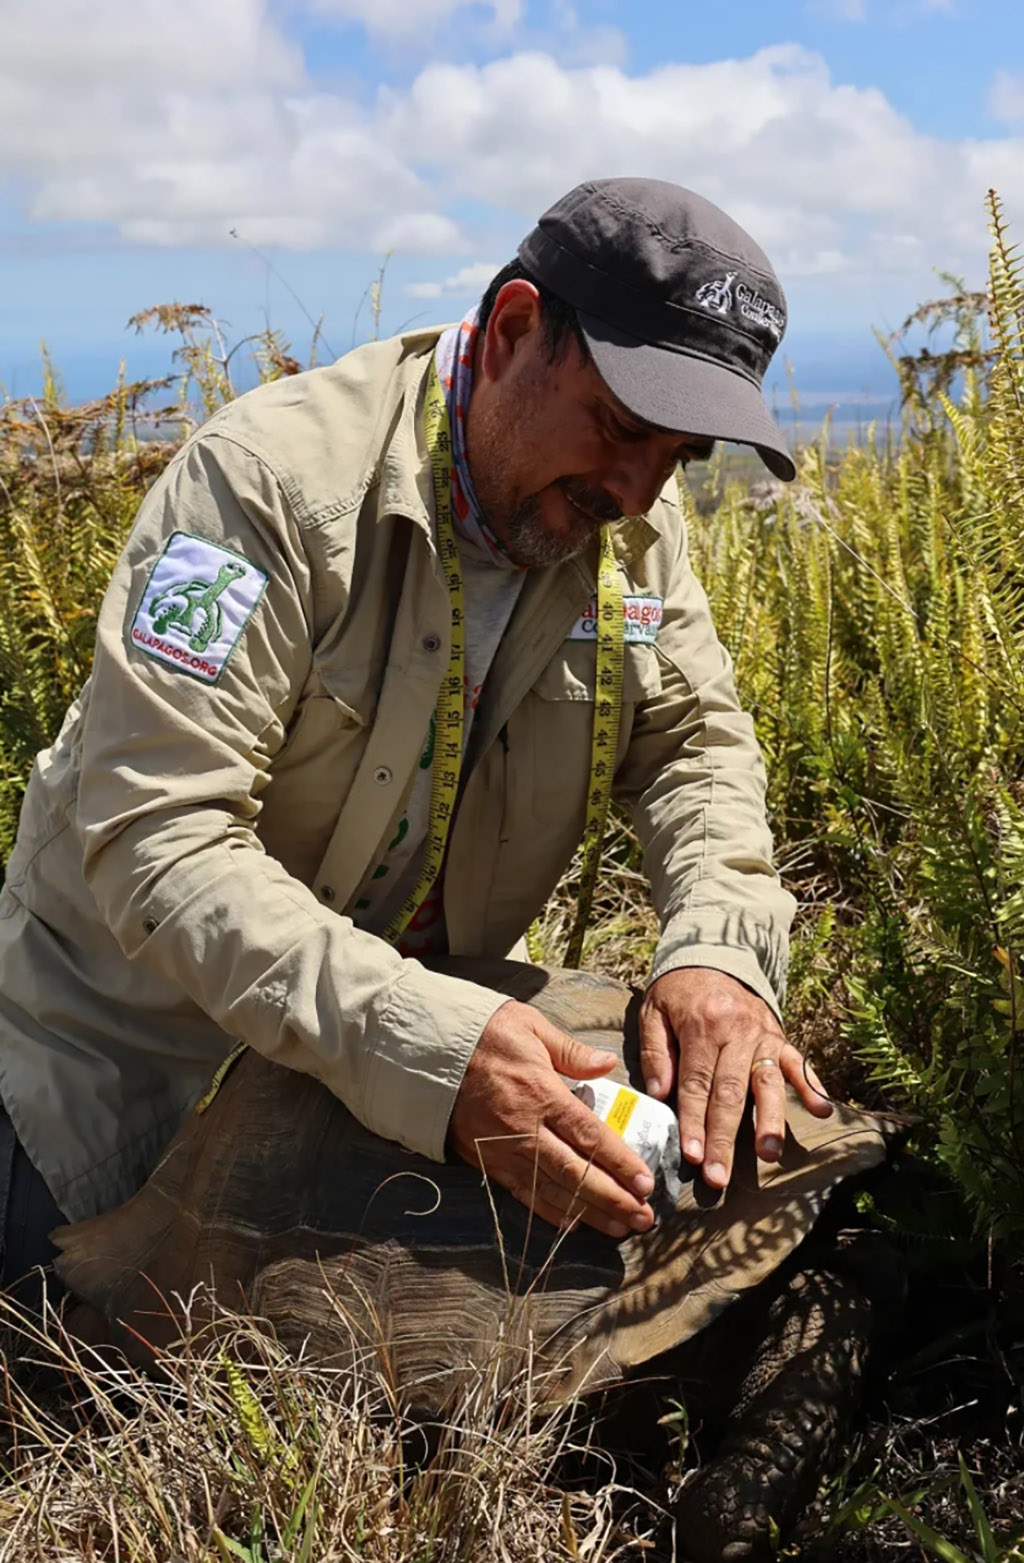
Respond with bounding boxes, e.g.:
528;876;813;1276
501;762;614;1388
601;447;674;519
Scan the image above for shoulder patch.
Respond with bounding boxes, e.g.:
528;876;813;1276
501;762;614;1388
567;594;664;646
129;531;268;684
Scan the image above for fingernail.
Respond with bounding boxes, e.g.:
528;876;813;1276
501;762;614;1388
760;1135;783;1160
608;1221;628;1239
633;1170;655;1197
684;1138;703;1161
591;1050;614;1068
630;1208;652;1230
704;1162;729;1187
644;1077;661;1097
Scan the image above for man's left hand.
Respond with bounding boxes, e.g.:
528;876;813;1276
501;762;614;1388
638;968;833;1191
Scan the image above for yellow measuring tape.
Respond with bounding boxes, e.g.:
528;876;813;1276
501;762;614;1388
381;366;465;947
563;525;624;968
197;365;623;1112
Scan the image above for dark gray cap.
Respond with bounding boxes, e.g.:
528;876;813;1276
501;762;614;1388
518;177;794;481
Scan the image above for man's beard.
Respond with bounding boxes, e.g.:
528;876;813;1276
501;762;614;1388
498;480;623;569
467;381;623;568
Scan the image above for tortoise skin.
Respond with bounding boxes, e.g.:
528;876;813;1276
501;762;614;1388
672;1265;875;1561
54;959;892;1414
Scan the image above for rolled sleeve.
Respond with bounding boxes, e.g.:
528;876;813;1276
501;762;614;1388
367;962;508;1159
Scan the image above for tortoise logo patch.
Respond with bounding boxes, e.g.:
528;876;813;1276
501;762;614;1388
130;532;268;684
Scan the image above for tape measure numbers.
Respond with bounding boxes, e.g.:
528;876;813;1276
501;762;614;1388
381;367;465;947
564;525;624;969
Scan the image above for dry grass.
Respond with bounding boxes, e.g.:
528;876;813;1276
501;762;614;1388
0;1288;663;1563
528;813;659;987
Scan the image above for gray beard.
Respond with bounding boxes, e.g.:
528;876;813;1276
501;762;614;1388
499;498;599;569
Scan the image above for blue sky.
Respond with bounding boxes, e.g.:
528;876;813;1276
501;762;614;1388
2;0;1022;431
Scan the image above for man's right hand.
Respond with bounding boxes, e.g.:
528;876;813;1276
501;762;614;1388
448;999;656;1238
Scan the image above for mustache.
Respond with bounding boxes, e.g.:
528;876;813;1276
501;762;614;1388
556;478;623;524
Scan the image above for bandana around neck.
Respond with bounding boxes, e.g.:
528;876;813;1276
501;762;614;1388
434;308;523;571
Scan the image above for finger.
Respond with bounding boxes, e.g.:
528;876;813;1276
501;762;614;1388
749;1055;788;1161
502;1167;633;1239
675;1038;720;1167
533;1127;655;1225
547;1089;657;1200
507;1150;650;1236
534;1013;618;1081
700;1041;759;1189
638;1001;677;1102
780;1044;834;1118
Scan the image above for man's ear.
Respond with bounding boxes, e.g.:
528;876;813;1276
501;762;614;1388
480;280;542;383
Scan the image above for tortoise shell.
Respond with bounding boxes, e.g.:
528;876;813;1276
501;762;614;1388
54;959;891;1409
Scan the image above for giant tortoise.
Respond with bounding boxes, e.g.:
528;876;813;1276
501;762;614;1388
54;958;898;1561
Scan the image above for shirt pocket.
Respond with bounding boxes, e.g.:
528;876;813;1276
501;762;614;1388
501;641;663;860
531;641;663;706
258;678;375;884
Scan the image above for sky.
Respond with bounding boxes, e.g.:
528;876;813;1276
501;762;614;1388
2;0;1023;433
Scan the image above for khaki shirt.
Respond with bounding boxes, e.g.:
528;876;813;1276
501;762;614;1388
0;328;795;1223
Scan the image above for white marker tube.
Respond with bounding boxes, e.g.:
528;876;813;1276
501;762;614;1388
572;1078;683;1202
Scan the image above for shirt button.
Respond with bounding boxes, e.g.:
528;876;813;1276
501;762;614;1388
422;633;441;653
321;885;335;903
373;766;393;785
143;917;159;935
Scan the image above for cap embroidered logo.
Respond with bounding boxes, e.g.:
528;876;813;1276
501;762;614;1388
694;272;737;318
737;283;786;341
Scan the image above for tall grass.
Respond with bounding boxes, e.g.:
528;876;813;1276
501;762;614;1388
679;194;1024;1246
0;1291;656;1561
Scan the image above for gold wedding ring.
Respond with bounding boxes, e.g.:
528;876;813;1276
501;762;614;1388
750;1057;780;1074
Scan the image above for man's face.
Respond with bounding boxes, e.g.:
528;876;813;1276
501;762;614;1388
465;281;714;569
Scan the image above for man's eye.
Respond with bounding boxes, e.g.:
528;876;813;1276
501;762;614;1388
607;418;646;444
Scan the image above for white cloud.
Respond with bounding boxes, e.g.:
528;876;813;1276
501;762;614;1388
302;0;523;35
405;262;502;298
0;7;1021;315
0;0;453;250
380;47;1023;285
372;213;466;252
991;70;1024;125
0;0;303;91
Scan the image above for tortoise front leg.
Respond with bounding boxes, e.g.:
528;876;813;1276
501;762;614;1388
673;1267;874;1563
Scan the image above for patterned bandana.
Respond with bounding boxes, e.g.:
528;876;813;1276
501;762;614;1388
434;308;523;571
